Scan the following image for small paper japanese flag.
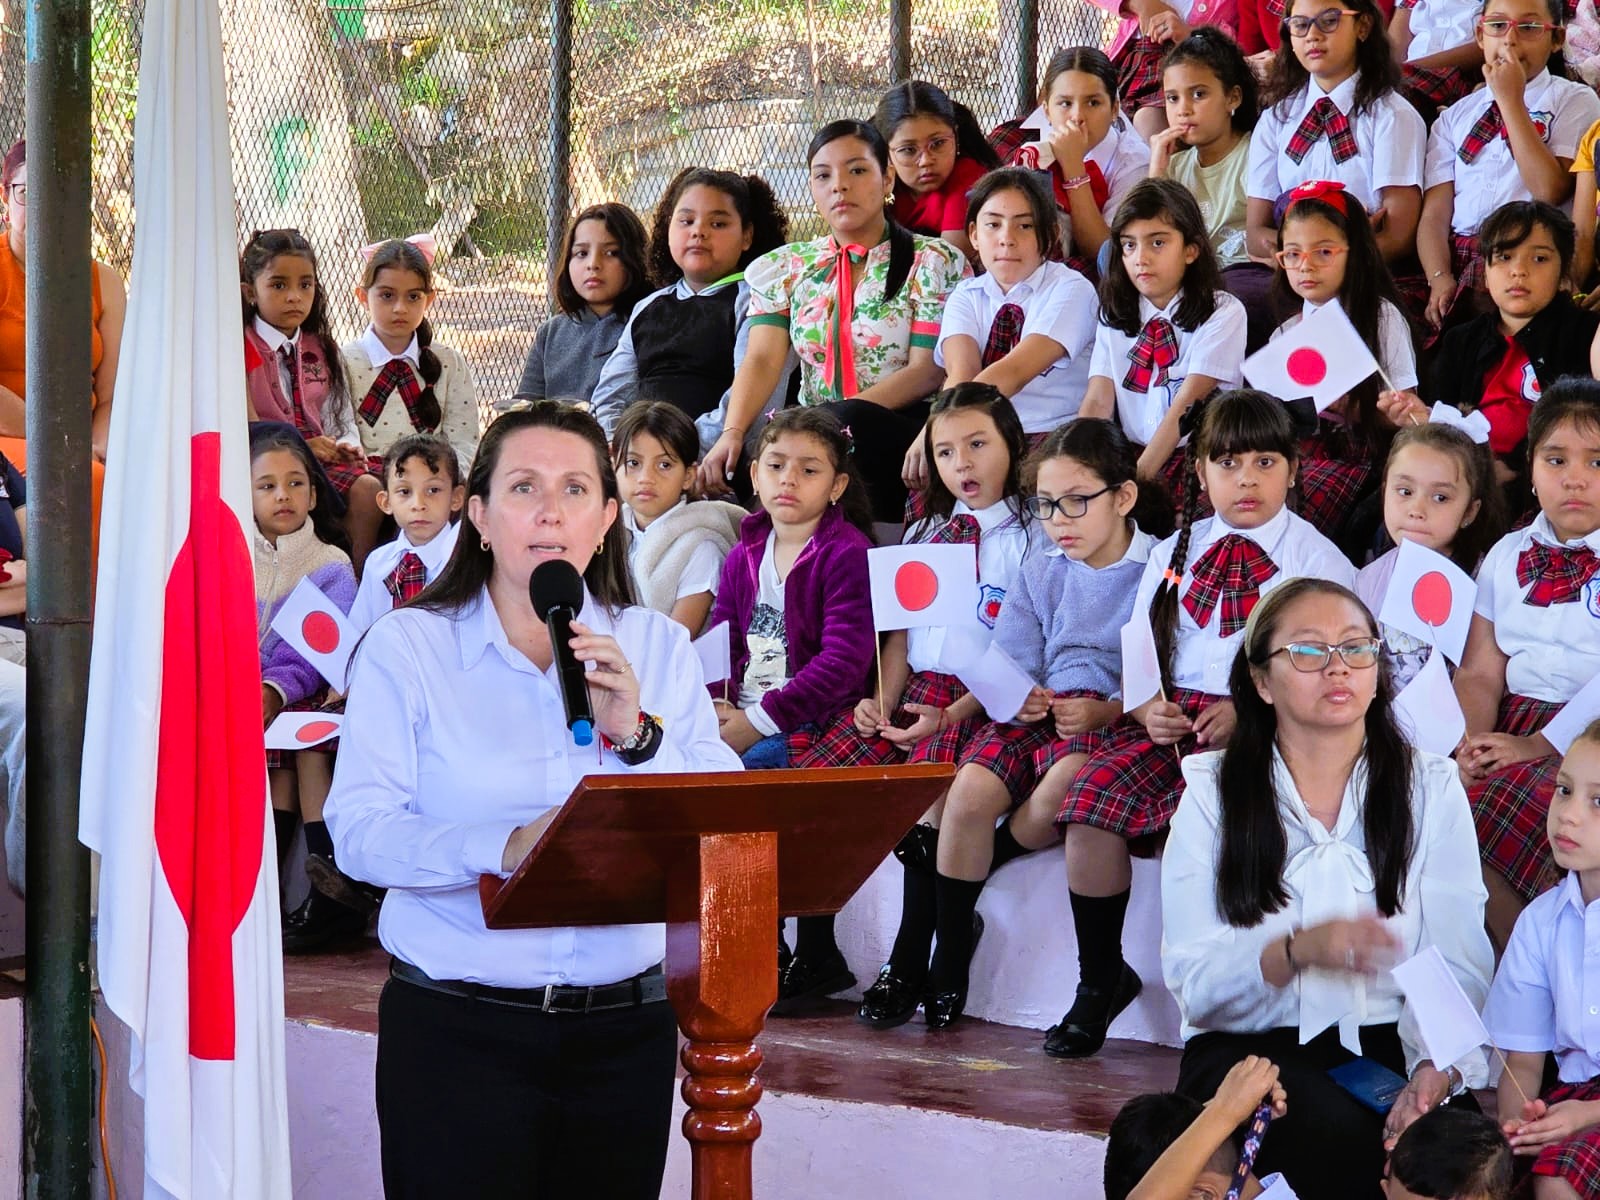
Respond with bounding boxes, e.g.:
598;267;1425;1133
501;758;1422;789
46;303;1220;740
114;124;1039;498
1540;670;1600;755
1121;610;1163;712
269;576;359;691
1392;650;1466;758
263;711;344;750
1390;945;1491;1072
1242;299;1380;412
951;641;1038;724
1377;539;1476;666
693;621;732;685
868;544;980;632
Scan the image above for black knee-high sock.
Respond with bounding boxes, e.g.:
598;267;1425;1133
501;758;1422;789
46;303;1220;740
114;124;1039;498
927;873;985;993
272;809;297;869
1069;888;1130;991
794;914;839;961
303;819;335;863
990;820;1029;874
885;862;937;980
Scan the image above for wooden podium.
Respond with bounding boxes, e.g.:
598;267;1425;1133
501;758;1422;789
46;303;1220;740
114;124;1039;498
479;764;954;1199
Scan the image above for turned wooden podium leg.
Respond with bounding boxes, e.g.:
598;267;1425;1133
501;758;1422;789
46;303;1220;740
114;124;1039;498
665;831;780;1200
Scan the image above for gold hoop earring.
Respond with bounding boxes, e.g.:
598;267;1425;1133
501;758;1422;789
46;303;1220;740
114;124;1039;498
596;539;605;555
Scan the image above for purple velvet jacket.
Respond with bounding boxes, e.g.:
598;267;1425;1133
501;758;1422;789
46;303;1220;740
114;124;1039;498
707;505;875;733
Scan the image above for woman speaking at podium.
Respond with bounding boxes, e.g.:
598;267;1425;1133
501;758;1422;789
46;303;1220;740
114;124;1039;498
325;401;741;1198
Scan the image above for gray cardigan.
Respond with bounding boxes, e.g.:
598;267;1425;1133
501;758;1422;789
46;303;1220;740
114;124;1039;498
514;309;626;403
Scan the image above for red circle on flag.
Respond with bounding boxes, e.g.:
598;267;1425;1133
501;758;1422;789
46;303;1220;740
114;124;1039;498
295;720;340;745
301;611;341;654
1412;571;1453;627
894;561;940;611
1286;348;1328;387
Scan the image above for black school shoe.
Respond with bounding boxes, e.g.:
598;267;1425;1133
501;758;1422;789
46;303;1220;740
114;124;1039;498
923;912;984;1030
281;887;367;955
857;965;922;1029
770;951;856;1016
1042;962;1142;1058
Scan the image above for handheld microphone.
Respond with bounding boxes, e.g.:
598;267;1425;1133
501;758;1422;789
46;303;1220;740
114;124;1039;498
528;559;595;746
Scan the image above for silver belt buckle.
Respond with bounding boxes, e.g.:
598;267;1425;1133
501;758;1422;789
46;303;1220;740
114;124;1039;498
540;984;556;1013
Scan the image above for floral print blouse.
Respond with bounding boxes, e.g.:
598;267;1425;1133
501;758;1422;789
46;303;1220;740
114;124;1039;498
746;233;970;405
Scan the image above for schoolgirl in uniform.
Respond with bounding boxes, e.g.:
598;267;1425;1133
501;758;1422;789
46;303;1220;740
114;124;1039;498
1080;177;1249;486
1453;380;1600;949
1049;390;1355;1059
1419;0;1600;329
1246;0;1427;266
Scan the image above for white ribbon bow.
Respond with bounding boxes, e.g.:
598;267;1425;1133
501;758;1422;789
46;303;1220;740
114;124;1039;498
1427;402;1491;445
358;231;438;266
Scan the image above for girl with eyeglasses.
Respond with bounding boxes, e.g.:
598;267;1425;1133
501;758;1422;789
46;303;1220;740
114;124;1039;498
873;80;1001;266
1051;390;1355;1060
1417;0;1599;330
1162;577;1493;1200
1268;179;1417;547
1455;381;1600;951
858;416;1164;1035
1247;0;1426;266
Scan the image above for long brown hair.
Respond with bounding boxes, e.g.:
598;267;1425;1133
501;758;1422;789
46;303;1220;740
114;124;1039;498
415;402;636;615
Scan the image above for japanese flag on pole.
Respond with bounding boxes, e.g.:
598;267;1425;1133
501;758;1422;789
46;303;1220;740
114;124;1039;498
77;0;292;1194
1376;538;1476;666
1242;299;1381;412
867;544;981;631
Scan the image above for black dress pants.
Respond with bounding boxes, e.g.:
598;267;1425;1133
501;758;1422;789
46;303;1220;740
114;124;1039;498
376;976;679;1198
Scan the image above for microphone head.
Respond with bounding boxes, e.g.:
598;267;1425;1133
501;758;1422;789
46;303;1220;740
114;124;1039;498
529;558;586;618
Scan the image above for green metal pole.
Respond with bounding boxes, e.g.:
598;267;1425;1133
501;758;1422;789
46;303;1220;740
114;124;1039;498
22;0;95;1193
890;0;911;83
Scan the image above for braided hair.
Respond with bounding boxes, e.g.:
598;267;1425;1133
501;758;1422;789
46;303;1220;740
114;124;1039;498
360;239;444;432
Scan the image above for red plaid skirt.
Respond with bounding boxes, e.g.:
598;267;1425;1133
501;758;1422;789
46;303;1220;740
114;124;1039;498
794;671;972;769
319;454;384;500
1031;690;1134;778
957;718;1059;803
1297;420;1377;539
1471;692;1565;903
1115;37;1166;115
1449;230;1484;295
1532;1078;1600;1191
1401;62;1473;112
1055;687;1222;838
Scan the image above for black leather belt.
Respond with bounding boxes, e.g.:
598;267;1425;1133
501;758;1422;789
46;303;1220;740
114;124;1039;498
390;958;668;1013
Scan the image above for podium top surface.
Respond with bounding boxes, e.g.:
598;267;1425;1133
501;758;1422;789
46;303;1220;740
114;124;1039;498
480;764;952;930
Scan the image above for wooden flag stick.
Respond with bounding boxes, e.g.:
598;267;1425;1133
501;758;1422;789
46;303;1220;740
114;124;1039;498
1492;1043;1533;1114
876;636;886;716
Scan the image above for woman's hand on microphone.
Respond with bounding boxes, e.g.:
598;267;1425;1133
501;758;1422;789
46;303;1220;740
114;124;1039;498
567;620;641;743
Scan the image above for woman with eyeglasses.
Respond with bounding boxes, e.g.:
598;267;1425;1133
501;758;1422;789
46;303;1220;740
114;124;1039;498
1246;0;1427;266
1162;577;1493;1200
0;138;125;560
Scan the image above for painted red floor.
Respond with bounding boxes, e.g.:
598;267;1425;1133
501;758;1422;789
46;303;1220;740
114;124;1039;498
282;943;1182;1136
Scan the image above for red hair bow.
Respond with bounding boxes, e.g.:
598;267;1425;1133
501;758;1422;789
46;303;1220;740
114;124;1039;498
1285;179;1349;217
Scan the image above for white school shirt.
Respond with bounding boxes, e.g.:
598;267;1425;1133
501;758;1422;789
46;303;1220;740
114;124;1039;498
903;498;1029;675
624;497;723;602
1088;290;1249;449
739;531;790;737
323;588;742;989
1272;298;1418;391
348;520;461;634
1425;72;1600;235
1404;0;1481;59
1011;109;1152;219
1474;513;1600;703
1132;506;1358;695
1164;748;1493;1082
1484;871;1600;1084
1248;73;1427;211
935;263;1099;433
253;316;360;448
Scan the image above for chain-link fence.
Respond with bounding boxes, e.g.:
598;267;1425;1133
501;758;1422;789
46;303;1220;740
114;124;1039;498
0;0;1107;409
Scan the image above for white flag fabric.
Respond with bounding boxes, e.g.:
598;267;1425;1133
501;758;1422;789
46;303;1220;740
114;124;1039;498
77;0;292;1194
1377;538;1476;666
1392;650;1467;757
692;621;733;685
1242;299;1381;412
1390;945;1492;1072
867;543;980;631
1120;610;1163;712
269;576;359;691
951;641;1038;723
1542;670;1600;755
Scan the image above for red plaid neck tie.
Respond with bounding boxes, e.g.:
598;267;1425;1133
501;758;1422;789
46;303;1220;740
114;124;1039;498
982;303;1027;367
929;513;981;546
1286;97;1358;165
384;551;428;606
1458;102;1504;164
279;343;308;427
1517;541;1600;607
1122;317;1180;393
1182;534;1279;636
358;357;430;430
